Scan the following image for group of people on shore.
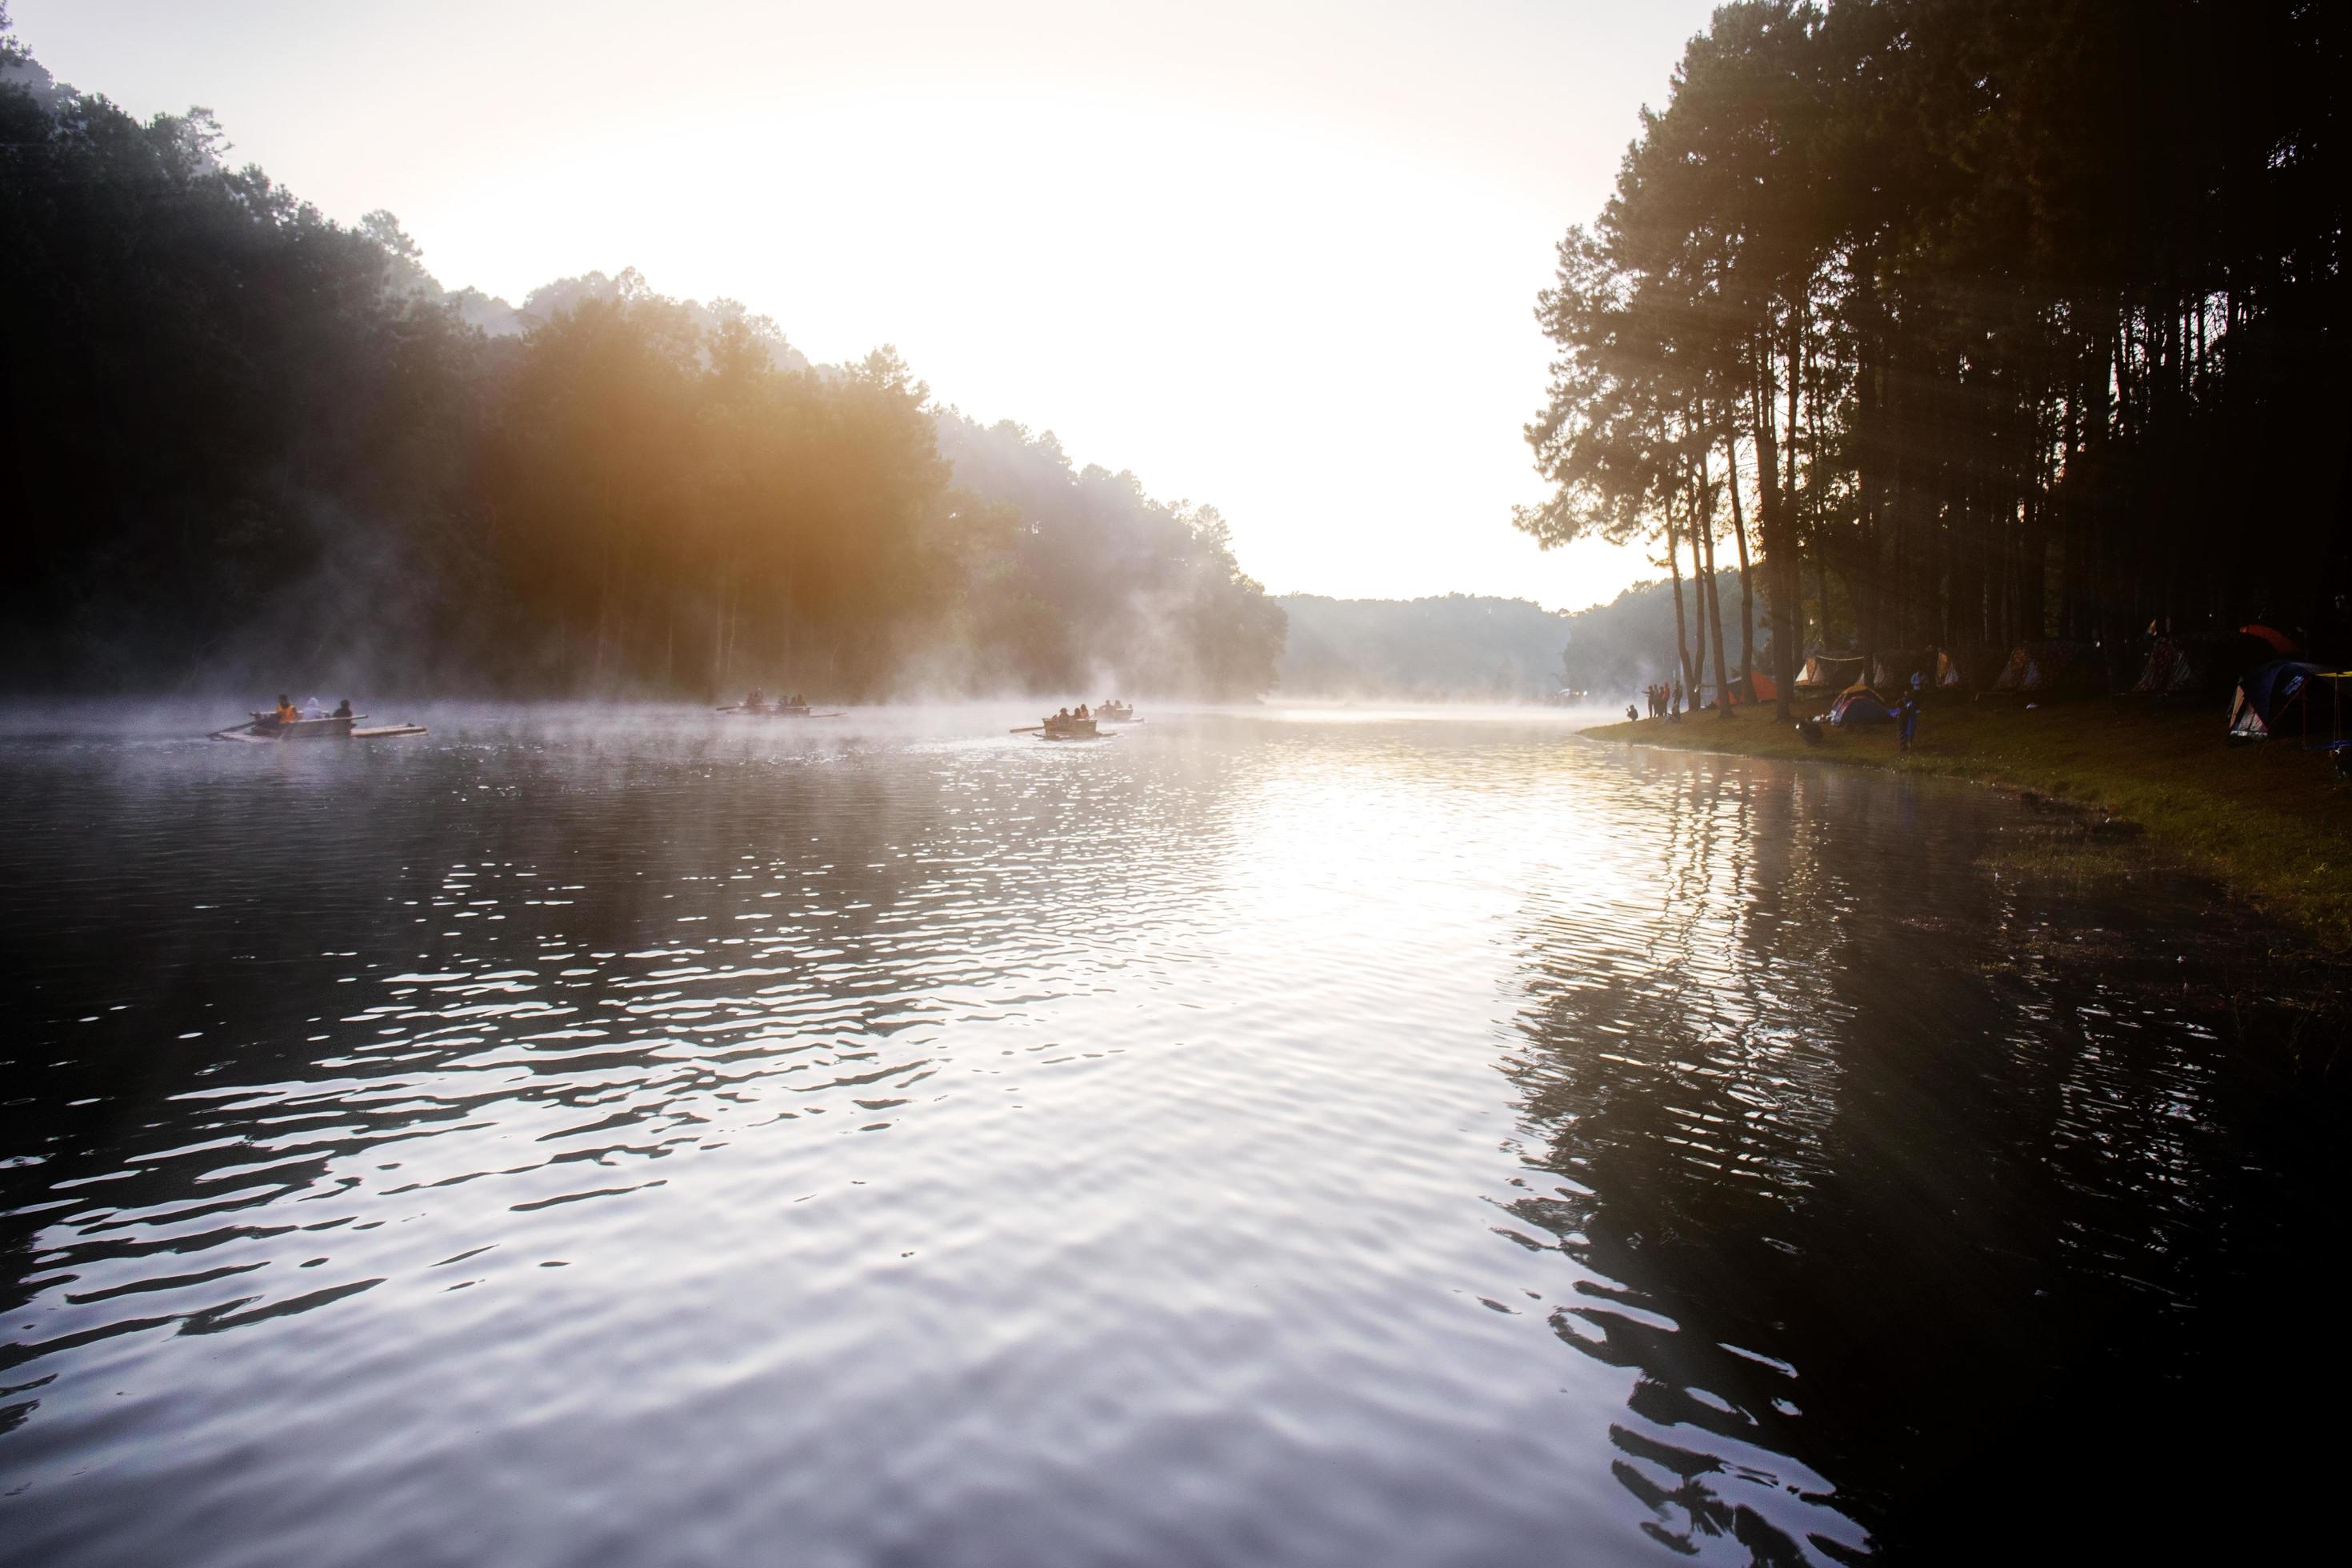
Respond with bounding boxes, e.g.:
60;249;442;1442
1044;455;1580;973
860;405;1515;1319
1621;671;1922;749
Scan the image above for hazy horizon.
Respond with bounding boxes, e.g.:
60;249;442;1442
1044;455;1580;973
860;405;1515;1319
9;0;1715;613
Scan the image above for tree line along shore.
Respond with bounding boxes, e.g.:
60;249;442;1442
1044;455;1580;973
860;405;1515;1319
0;14;1284;701
1517;0;2348;725
1538;0;2349;952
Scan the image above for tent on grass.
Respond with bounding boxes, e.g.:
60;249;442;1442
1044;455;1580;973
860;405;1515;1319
2241;623;2300;657
1825;682;1896;726
2130;631;2270;694
2228;660;2349;742
1797;653;1868;691
1933;647;1971;689
1993;639;2102;694
1748;670;1779;702
1872;649;1934;690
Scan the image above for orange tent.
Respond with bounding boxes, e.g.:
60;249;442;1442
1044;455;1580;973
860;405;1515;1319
2242;623;2299;656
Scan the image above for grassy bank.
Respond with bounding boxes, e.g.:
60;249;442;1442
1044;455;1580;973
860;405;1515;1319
1586;695;2352;952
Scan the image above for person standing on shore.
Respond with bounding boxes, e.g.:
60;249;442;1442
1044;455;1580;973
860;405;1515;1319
1897;688;1920;752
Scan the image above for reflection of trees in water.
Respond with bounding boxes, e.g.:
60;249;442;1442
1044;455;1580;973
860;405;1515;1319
1501;754;2350;1562
1502;758;1863;1561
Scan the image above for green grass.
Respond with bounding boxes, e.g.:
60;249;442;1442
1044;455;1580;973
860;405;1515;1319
1586;694;2352;952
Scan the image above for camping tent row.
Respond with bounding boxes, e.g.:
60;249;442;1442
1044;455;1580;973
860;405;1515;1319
1797;641;2097;695
1795;654;1868;691
1798;649;1970;691
1804;656;2346;746
1990;626;2301;696
1792;630;2308;704
1874;648;1974;689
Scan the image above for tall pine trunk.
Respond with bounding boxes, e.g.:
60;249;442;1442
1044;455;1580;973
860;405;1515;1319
594;549;614;685
2020;396;2050;639
1725;427;1756;699
712;574;728;695
1698;442;1731;716
1754;330;1798;723
1666;500;1695;708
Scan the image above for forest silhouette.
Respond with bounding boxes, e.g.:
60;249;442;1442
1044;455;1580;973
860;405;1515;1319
1521;0;2350;718
0;11;1284;699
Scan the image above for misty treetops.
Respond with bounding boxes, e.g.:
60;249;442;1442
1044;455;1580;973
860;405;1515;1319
1521;0;2349;717
0;15;1283;697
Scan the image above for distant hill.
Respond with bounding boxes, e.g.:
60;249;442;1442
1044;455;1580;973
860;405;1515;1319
1275;594;1573;700
1275;575;1746;702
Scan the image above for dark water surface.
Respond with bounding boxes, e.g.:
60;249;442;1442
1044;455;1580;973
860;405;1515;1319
1;705;2342;1565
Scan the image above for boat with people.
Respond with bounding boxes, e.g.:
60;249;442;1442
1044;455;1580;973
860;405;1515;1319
1013;704;1114;741
716;689;843;718
1094;698;1138;723
211;694;426;742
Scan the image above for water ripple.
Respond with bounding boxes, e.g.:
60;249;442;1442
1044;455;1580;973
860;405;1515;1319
0;705;2340;1564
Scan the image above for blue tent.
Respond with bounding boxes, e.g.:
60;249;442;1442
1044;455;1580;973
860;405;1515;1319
2228;660;2347;742
1825;683;1896;726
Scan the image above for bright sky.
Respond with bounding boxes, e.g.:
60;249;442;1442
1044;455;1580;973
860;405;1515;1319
15;0;1714;610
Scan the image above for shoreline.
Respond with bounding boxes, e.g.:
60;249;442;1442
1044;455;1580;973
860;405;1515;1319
1583;697;2352;955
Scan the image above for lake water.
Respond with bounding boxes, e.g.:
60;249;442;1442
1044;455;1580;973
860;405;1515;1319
1;704;2342;1565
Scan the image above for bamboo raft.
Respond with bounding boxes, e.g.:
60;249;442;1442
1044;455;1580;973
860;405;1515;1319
211;714;427;743
715;704;845;718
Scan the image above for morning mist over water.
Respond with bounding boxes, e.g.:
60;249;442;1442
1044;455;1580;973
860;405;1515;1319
6;0;2350;1563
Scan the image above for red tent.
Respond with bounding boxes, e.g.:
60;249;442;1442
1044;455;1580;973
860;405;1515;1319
1749;670;1778;702
2241;623;2299;656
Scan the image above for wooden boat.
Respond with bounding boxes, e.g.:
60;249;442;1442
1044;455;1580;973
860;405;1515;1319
1095;702;1137;723
211;713;426;743
715;701;844;718
1011;715;1112;741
